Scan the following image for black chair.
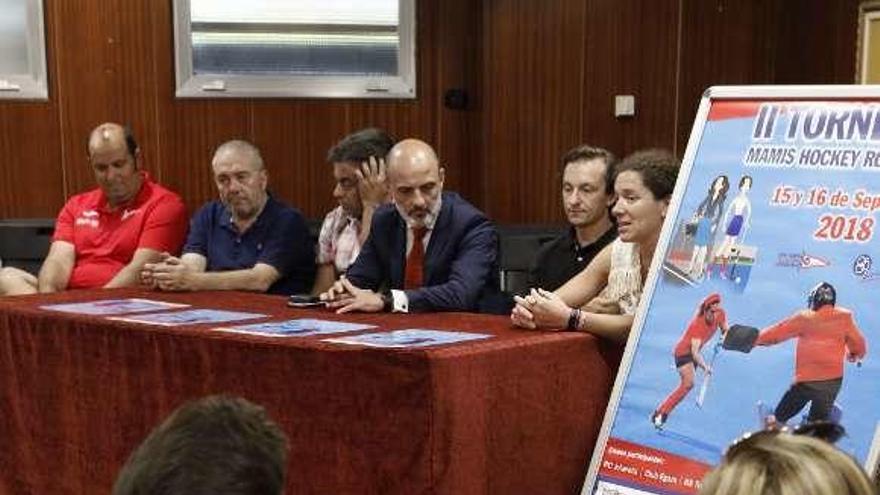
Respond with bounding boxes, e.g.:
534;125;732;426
497;225;562;296
0;218;55;275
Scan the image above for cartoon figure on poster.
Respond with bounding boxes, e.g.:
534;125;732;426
752;282;867;427
686;176;729;280
652;293;729;429
710;175;752;281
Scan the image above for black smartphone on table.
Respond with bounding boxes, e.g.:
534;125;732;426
287;294;325;308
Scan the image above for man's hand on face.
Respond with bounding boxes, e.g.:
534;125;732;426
148;255;198;292
322;276;384;314
357;156;388;208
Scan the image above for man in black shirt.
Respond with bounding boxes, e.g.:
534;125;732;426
529;145;617;291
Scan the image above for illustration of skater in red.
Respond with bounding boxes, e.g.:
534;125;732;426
652;292;728;428
755;282;867;425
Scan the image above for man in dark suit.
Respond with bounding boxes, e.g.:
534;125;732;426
320;138;498;313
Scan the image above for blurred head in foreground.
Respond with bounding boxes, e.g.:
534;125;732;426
113;395;288;495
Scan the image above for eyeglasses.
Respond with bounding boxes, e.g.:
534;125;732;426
724;421;846;458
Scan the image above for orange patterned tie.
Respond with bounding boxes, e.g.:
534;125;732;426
404;226;427;289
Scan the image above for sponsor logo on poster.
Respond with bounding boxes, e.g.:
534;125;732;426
775;251;830;270
852;254;880;282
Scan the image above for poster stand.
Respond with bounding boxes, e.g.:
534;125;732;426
583;85;880;495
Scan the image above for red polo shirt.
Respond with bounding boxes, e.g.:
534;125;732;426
52;174;188;289
674;308;727;357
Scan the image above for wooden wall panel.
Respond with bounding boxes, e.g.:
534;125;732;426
53;0;162;195
675;0;782;152
675;0;860;153
0;0;864;225
582;0;679;157
434;0;484;204
481;0;589;224
774;0;859;84
0;102;63;218
251;101;350;216
480;0;678;224
51;0;106;194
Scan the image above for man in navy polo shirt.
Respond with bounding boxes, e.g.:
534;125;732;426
142;140;314;294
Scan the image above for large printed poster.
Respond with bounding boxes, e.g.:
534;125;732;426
585;87;880;495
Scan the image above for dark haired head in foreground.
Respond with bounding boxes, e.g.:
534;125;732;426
113;395;288;495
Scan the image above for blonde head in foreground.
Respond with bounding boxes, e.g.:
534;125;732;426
699;432;876;495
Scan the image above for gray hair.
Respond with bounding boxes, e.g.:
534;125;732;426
213;139;265;170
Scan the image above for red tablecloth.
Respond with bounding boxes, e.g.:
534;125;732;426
0;289;621;494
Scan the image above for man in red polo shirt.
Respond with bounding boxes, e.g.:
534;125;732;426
0;122;187;295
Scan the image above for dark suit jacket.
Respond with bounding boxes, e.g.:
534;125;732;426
346;192;499;312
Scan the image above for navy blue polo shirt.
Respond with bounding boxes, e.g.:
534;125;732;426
183;196;315;295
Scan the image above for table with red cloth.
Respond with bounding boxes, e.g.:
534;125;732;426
0;289;622;494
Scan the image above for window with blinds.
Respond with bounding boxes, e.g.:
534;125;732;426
173;0;416;99
0;0;48;100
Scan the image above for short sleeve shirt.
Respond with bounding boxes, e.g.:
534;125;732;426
316;205;362;274
674;308;728;357
183;196;316;295
529;226;617;291
53;174;188;289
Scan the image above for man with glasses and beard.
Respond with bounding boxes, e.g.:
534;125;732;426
319;138;499;313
